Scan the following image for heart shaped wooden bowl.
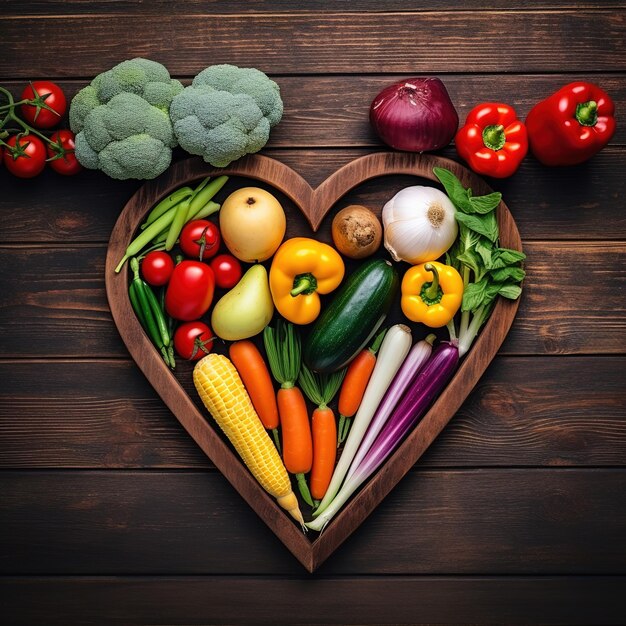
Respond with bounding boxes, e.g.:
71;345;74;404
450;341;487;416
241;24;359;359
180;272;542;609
105;152;522;572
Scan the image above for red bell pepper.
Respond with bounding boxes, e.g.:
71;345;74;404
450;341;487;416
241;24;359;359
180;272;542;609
455;103;528;178
525;82;616;166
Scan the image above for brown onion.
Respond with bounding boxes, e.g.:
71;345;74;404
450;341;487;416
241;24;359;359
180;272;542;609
369;77;458;152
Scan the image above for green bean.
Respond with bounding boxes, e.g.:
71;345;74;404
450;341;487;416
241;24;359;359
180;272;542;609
142;186;193;229
165;198;190;251
128;282;148;329
186;176;228;220
115;209;178;273
143;280;171;349
189;200;221;221
129;258;170;365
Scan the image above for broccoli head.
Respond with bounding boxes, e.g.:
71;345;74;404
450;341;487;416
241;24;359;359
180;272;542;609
70;58;182;179
171;65;283;167
70;58;183;133
192;64;283;127
74;92;175;180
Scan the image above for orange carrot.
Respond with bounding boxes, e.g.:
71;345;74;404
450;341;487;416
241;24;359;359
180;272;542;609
278;387;313;475
298;363;345;504
310;407;337;501
264;321;314;507
337;328;386;445
229;340;280;451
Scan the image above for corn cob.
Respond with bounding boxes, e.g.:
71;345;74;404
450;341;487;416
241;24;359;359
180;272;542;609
194;353;305;528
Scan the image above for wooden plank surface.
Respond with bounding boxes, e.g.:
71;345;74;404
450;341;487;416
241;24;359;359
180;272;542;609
2;147;626;243
2;76;625;146
1;470;624;575
1;0;624;621
0;242;623;358
3;12;625;77
1;356;624;469
2;576;625;626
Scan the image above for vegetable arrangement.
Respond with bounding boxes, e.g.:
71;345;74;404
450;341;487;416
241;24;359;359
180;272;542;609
110;64;619;537
116;164;526;530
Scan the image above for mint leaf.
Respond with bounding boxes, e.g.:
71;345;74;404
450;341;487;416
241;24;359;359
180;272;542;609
475;239;494;267
462;277;489;312
468;192;502;214
489;247;527;269
457;248;483;277
498;284;523;300
489;266;526;282
433;167;471;212
455;211;499;243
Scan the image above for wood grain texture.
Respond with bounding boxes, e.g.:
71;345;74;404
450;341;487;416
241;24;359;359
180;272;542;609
1;470;624;575
6;1;624;14
2;75;624;146
104;153;521;570
2;356;624;469
2;147;626;243
0;241;622;358
3;12;624;76
2;576;625;626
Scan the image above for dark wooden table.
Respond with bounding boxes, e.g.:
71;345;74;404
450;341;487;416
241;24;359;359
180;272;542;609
1;2;625;624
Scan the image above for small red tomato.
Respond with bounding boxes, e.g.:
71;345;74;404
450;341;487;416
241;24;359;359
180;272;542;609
165;260;215;321
3;134;47;178
20;81;67;129
46;130;82;176
141;251;175;286
210;254;243;289
174;321;215;360
180;219;221;261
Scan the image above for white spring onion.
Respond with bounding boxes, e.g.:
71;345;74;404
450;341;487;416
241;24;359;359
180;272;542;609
382;186;458;265
311;324;412;518
345;334;435;482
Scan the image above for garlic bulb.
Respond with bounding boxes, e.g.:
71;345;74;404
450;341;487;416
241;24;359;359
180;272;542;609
382;186;458;264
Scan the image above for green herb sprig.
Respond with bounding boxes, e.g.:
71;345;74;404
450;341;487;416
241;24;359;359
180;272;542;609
434;167;526;357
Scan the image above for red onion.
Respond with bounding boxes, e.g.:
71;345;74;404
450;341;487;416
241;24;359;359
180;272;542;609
369;77;459;152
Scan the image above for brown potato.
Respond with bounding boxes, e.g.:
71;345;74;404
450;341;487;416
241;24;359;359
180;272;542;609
331;205;383;259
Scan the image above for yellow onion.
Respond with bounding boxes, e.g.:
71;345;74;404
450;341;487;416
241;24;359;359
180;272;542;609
382;186;457;264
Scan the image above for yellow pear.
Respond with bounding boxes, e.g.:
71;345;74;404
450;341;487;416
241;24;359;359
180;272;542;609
211;264;274;340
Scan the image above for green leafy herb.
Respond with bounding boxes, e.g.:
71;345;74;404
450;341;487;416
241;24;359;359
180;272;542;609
434;167;526;357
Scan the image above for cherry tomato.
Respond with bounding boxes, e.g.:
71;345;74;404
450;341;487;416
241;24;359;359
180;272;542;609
3;134;47;178
174;321;215;360
46;130;82;176
179;220;221;261
141;251;175;286
20;81;67;129
210;254;243;289
165;260;215;321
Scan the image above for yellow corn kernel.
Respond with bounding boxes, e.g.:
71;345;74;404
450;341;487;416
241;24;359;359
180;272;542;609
194;353;304;527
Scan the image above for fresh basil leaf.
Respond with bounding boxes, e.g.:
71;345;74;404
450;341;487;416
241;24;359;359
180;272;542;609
496;247;526;264
489;247;526;269
468;192;502;214
489;266;526;282
461;277;489;312
456;248;483;276
455;211;499;243
433;167;471;212
498;283;523;300
475;239;494;267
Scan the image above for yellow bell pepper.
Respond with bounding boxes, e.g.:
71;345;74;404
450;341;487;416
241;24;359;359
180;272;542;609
401;261;463;328
269;237;345;325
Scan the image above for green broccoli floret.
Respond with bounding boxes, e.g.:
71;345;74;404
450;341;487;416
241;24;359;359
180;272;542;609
74;93;175;180
70;58;183;133
171;65;283;167
170;86;270;167
192;64;283;127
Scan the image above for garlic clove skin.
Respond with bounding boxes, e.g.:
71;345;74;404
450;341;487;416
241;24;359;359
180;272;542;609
382;185;457;265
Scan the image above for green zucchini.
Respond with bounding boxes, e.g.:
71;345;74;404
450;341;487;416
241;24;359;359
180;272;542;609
304;258;399;373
